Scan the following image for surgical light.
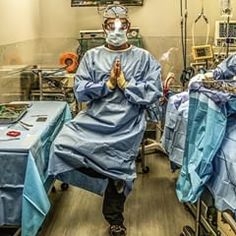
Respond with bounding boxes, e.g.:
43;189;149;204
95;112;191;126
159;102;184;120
114;18;122;31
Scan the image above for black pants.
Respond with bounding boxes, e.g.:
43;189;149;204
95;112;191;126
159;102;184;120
79;167;126;225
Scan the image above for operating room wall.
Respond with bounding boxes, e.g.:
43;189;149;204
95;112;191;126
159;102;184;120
0;0;41;102
38;0;236;80
1;0;236;76
39;0;223;38
0;0;40;65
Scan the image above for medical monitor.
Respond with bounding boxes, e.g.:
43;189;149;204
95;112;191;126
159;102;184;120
214;20;236;47
192;45;213;61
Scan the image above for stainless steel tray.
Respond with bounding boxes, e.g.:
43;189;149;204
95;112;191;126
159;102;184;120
0;103;28;124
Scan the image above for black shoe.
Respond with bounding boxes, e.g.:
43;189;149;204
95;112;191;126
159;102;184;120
109;224;127;236
114;180;125;194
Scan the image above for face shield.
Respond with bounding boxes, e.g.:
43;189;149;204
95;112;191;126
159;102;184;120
103;5;130;47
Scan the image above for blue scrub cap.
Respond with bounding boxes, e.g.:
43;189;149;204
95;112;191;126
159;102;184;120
103;4;128;19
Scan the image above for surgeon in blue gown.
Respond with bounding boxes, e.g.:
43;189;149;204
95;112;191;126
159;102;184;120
48;4;162;236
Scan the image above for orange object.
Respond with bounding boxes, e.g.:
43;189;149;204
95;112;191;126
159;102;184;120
59;52;78;73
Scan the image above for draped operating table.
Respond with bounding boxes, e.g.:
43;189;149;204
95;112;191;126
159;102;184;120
0;101;71;236
162;75;236;234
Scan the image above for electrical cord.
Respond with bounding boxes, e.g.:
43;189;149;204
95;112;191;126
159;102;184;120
180;0;187;71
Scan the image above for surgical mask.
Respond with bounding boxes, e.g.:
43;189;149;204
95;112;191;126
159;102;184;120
105;29;128;47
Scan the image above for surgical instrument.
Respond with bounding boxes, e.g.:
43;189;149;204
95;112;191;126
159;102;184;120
6;130;21;137
0;137;20;141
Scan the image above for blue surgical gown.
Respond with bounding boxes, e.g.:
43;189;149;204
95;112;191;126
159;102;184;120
48;45;162;195
213;54;236;80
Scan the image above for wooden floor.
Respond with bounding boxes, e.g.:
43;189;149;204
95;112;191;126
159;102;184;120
39;154;194;236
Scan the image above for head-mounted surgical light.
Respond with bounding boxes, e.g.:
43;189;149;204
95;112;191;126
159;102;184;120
114;18;122;31
104;18;130;31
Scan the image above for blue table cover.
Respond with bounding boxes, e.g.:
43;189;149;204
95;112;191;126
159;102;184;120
161;91;189;166
0;101;71;236
162;79;236;216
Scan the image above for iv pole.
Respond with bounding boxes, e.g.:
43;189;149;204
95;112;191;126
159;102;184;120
220;0;232;58
179;0;195;88
225;6;231;57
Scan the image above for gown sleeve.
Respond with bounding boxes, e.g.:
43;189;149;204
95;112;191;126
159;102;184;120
124;53;163;106
74;52;111;102
213;54;236;80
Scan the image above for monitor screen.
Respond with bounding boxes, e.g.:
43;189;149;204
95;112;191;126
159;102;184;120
219;22;236;38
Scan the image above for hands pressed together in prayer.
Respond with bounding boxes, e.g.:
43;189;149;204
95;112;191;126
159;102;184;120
106;59;128;90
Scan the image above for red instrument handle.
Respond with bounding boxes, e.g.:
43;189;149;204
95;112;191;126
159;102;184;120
6;130;21;137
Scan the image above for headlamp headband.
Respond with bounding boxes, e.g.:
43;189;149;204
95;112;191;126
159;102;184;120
103;4;129;20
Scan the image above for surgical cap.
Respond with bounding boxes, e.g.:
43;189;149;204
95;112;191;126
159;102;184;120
103;4;128;19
